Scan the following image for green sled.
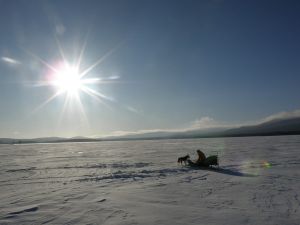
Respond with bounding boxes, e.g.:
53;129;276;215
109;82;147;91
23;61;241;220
188;155;219;167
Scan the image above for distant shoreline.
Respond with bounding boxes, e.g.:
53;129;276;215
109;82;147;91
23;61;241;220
1;131;300;145
2;117;300;144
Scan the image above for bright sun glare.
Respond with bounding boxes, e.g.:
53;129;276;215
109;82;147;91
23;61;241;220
27;35;122;119
52;64;82;95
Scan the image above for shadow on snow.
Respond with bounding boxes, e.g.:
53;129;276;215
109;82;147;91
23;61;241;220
188;166;257;177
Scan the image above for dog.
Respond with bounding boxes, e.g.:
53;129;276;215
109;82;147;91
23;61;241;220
177;154;190;165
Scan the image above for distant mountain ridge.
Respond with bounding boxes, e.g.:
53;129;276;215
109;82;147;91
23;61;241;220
221;117;300;137
104;117;300;140
1;117;300;144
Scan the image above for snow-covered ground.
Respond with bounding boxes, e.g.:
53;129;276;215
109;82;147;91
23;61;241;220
0;135;300;225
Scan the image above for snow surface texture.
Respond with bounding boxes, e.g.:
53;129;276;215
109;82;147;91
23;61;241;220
0;135;300;225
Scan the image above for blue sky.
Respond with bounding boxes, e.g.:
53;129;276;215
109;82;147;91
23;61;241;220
0;0;300;138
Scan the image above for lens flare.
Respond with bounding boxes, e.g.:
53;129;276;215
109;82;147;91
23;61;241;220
262;161;271;169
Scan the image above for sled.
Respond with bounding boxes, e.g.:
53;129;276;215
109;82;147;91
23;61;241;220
187;155;219;168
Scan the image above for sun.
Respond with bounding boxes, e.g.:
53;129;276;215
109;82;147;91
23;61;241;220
26;36;124;118
52;64;83;95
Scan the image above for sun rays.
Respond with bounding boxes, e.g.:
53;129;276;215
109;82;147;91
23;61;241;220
26;35;122;128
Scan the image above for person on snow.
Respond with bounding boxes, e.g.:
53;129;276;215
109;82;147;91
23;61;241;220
195;149;206;165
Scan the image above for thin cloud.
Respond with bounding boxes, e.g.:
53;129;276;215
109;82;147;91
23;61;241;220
103;129;173;138
258;109;300;124
1;56;21;65
189;117;226;130
102;117;231;138
125;105;142;114
108;75;120;80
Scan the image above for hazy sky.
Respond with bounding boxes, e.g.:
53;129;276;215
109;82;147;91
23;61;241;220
0;0;300;138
